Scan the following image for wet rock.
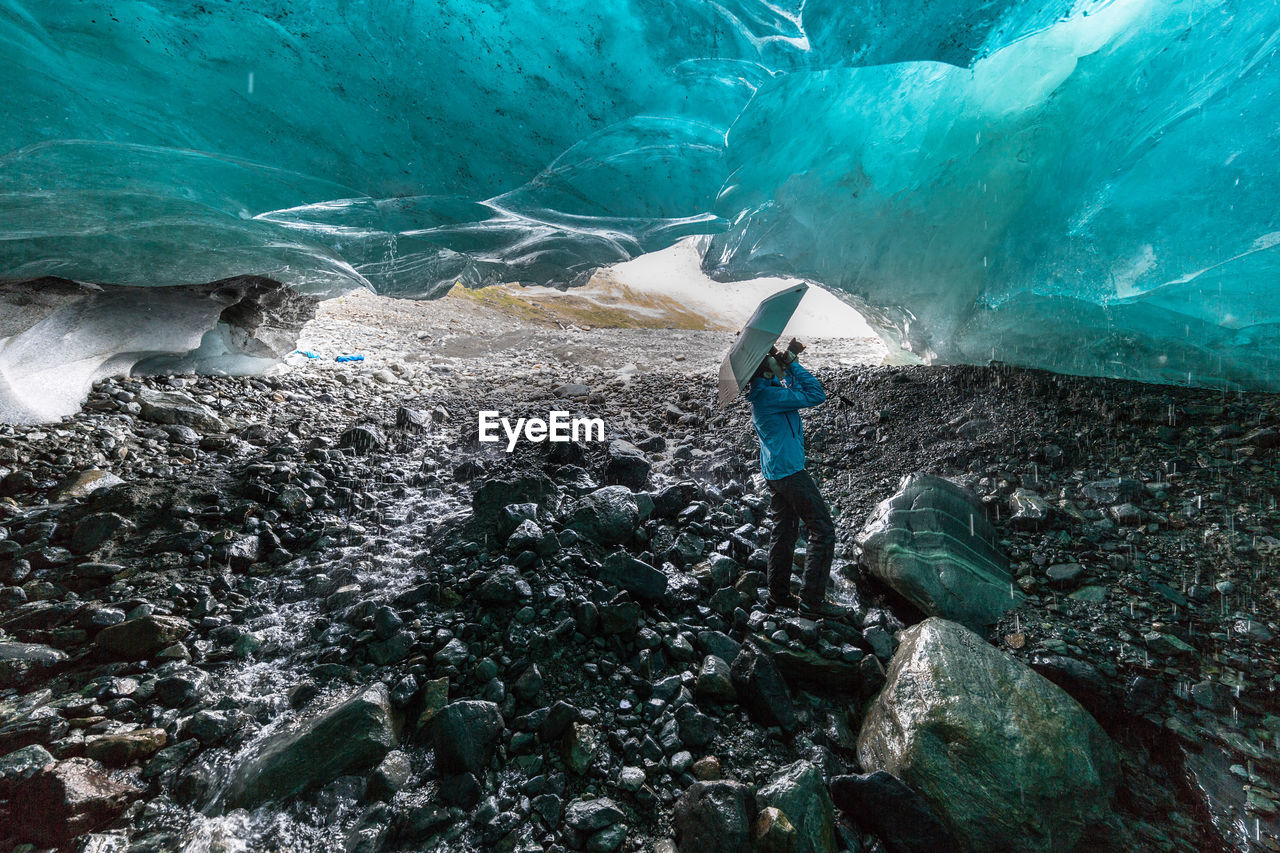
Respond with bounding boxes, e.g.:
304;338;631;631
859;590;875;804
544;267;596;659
565;796;625;832
0;642;67;689
753;806;799;853
83;728;167;766
568;486;640;546
471;475;558;532
618;766;646;792
561;722;600;774
154;667;210;707
366;749;412;801
695;655;736;703
554;383;592;399
219;683;399;810
752;634;864;690
395;406;431;431
1181;742;1276;853
142;739;200;781
339;423;387;454
5;757;144;846
692;756;722;781
1026;654;1117;724
0;744;54;780
71;513;131;555
1125;676;1164;715
1143;631;1195;659
858;618;1117;853
94;615;191;660
1008;488;1051;531
856;473;1022;631
506;518;543;552
828;771;958;853
598;551;668;600
368;631;414;666
393;802;457;842
1044;563;1084;589
183;709;247;745
603;439;650;491
758;760;837;853
511;664;543;703
731;641;797;732
673;780;756;853
1080;477;1143;505
53;470;125;502
431;700;503;776
0;703;68;754
137;388;224;432
1109;502;1145;526
434;637;470;671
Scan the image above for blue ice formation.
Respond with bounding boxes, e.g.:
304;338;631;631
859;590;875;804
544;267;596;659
1;0;1278;390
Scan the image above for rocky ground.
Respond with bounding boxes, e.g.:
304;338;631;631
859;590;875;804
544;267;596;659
0;292;1276;853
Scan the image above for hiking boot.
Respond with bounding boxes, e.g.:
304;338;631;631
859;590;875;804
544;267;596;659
767;592;799;611
799;597;851;620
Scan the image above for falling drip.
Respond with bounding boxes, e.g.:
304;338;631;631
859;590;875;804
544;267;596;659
969;514;975;537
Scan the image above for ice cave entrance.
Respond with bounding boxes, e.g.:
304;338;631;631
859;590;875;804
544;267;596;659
606;240;877;342
299;237;882;372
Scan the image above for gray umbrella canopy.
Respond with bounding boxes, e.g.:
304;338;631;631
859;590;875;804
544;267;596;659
717;282;809;407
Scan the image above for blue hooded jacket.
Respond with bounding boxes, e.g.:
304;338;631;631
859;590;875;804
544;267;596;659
746;361;826;480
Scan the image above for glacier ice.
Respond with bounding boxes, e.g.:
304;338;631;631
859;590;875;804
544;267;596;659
0;277;315;424
1;0;1279;397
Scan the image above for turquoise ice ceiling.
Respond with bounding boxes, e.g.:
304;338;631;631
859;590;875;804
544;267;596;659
1;0;1277;389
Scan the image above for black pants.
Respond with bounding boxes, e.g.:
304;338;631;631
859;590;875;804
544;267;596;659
765;469;835;605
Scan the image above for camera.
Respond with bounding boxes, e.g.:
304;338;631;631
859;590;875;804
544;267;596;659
754;338;807;379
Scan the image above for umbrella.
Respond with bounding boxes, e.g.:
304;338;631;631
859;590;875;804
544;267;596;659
717;282;809;407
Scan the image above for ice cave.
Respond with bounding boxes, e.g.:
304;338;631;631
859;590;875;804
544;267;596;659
2;3;1280;853
3;0;1279;423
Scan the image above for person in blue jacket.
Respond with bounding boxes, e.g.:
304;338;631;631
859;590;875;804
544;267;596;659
746;341;845;618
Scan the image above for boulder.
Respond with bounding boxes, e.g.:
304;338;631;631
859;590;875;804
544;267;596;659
339;423;387;454
219;683;398;810
71;513;130;554
828;771;958;853
471;475;558;532
431;700;504;776
565;796;625;832
52;470;125;502
673;780;756;853
83;728;167;766
568;486;640;546
598;551;668;600
730;641;797;732
94;615;191;660
0;744;55;781
137;387;224;431
0;642;67;689
857;618;1117;853
5;757;143;846
603;440;650;490
695;655;736;703
856;473;1022;631
1007;488;1051;531
1080;477;1142;506
757;761;838;853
